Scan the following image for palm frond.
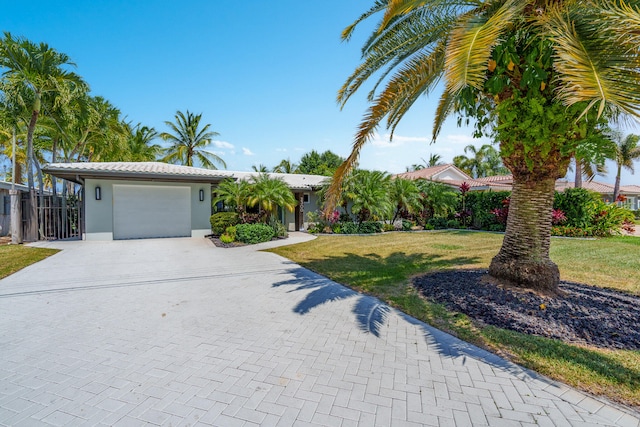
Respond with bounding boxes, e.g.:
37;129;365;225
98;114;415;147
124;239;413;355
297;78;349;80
444;0;524;94
543;4;640;119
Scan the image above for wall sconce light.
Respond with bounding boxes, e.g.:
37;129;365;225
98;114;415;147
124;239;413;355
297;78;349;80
199;189;205;202
95;186;101;201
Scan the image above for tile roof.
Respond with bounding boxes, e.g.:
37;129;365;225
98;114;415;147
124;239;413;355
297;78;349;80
394;164;470;181
42;162;327;190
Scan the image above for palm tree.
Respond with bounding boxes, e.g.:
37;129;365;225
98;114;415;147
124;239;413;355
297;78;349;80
212;178;251;214
251;164;269;173
247;174;297;221
453;144;507;178
389;177;422;222
611;132;640;201
345;170;392;223
273;158;299;174
331;1;640;292
160;110;226;169
125;124;161;162
0;32;87;240
416;180;459;219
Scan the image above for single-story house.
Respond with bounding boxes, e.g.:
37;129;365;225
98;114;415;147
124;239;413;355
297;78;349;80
395;164;640;210
42;162;327;241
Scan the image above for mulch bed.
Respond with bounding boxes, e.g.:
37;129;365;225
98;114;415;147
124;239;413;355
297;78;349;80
412;269;640;350
208;236;246;248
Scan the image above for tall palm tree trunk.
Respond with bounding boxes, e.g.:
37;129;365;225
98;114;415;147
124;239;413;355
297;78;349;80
25;105;40;241
488;177;559;293
574;161;583;188
613;164;622;202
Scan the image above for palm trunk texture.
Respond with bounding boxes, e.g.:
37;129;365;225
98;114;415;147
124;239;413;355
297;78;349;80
488;177;559;293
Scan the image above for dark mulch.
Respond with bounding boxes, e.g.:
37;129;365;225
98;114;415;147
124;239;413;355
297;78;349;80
208;236;246;248
412;269;640;350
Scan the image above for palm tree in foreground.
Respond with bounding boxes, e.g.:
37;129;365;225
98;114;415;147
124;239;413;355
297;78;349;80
330;1;640;292
611;131;640;201
160;110;226;169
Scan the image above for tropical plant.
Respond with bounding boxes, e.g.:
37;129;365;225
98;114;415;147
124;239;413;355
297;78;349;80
610;131;640;201
416;180;459;220
251;163;269;173
331;1;640;292
0;32;87;240
452;144;508;178
343;169;392;223
272;158;299;174
212;178;251;213
124;124;160;162
247;174;297;221
160;110;225;169
389;177;422;222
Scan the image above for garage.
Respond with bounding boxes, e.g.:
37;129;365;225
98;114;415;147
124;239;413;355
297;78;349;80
113;184;191;240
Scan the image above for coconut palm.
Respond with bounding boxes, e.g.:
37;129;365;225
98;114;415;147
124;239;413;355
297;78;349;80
453;144;507;178
273;158;299;174
331;1;640;292
416;180;459;219
252;164;269;173
611;131;640;201
160;110;226;169
125;124;161;162
0;32;87;240
247;174;297;221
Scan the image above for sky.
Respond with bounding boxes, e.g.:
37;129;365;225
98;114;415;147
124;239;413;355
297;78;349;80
2;1;639;186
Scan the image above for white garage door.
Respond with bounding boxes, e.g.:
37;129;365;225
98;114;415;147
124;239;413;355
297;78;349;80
113;185;191;240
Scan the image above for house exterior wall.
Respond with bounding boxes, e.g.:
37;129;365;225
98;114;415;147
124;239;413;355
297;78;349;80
84;179;211;241
0;189;10;236
284;191;320;231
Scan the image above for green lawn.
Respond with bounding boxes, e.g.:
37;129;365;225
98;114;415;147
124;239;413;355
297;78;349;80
0;244;59;280
269;231;640;408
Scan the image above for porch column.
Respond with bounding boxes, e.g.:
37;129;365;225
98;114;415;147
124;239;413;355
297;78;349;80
298;193;305;231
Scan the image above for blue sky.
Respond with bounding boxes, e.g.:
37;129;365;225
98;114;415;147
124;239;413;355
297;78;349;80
2;1;639;185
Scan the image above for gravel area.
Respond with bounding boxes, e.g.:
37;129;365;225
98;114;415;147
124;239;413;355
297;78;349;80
413;269;640;350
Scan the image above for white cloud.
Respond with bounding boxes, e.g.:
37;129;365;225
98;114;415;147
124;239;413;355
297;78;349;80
370;132;431;148
242;147;255;156
276;148;288;152
212;140;234;149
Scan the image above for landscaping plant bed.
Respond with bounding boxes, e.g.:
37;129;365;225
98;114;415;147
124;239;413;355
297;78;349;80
413;269;640;350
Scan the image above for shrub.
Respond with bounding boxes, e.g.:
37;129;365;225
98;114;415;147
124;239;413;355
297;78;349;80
358;221;383;234
220;233;236;244
340;222;359;234
588;200;635;237
552;226;590;238
632;210;640;220
427;217;448;229
464;191;511;229
224;225;237;240
210;212;240;235
382;223;395;232
554;188;600;228
402;219;413;231
423;223;435;230
488;223;506;232
235;223;274;244
446;219;461;229
268;216;288;239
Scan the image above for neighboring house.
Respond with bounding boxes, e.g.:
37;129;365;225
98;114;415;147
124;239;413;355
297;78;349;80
394;164;640;210
42;162;327;241
0;181;28;237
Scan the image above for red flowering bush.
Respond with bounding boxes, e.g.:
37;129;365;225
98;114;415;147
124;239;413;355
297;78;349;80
551;209;567;225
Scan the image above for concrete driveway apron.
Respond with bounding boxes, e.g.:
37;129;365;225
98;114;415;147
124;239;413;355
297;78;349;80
1;235;638;426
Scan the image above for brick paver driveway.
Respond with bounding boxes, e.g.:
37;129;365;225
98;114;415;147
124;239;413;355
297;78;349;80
1;236;638;426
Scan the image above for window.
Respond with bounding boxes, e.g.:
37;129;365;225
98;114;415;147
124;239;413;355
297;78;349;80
1;195;9;215
303;193;310;204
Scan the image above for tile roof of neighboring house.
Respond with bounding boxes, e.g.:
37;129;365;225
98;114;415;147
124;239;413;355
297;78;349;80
42;162;327;190
620;184;640;194
394;164;470;181
473;175;514;184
